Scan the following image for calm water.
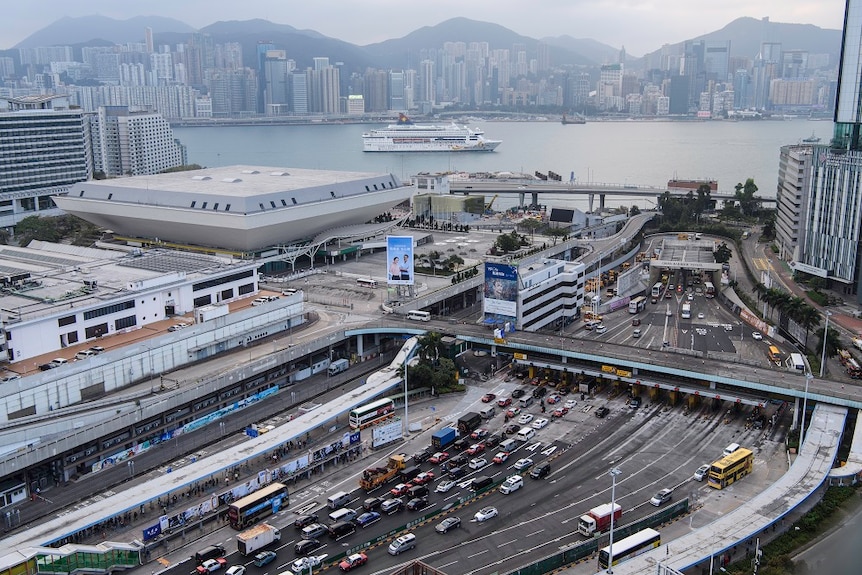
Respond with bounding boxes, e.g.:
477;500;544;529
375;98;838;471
173;119;827;211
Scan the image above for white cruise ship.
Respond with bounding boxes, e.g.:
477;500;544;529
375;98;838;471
362;114;501;152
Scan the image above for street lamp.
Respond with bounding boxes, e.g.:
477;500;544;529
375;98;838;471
819;311;832;378
403;356;409;436
799;372;812;455
127;460;134;478
606;467;622;573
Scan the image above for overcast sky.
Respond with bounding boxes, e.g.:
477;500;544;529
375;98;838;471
1;0;848;55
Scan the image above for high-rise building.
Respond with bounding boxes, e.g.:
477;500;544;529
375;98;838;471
784;0;862;300
94;106;185;176
0;96;90;228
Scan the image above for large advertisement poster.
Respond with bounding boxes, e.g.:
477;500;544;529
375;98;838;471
483;262;518;317
386;236;414;286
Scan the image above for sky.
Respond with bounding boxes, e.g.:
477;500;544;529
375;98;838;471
0;0;848;55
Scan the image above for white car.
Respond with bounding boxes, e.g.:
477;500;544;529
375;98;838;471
226;567;246;575
687;293;694;300
436;480;456;493
469;457;488;470
697;312;705;319
517;413;534;425
289;557;321;575
531;417;549;429
513;458;533;471
564;399;578;409
594;324;607;334
752;332;763;340
474;506;498;522
693;464;710;481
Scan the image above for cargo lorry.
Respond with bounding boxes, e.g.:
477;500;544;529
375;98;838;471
237;523;281;555
359;454;406;491
577;503;622;537
431;427;457;450
328;358;349;376
457;412;482;435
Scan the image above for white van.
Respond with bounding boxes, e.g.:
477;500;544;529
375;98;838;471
723;443;740;457
75;350;96;360
499;474;523;494
518;396;533;408
327;491;352;510
498;439;517;453
328;507;357;524
515;427;535;442
479;406;495;419
387;533;416;555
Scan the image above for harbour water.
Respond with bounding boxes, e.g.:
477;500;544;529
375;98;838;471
173;118;827;212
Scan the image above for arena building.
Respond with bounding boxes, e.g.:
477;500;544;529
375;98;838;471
53;165;414;253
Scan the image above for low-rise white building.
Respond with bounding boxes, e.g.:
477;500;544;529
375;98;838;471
517;259;586;331
0;241;261;364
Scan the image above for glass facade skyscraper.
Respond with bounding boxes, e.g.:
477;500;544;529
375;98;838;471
834;0;862;150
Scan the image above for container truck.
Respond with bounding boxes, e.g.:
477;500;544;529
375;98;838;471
328;358;349;376
359;454;406;491
431;427;457;449
577;503;622;537
236;523;281;555
457;412;482;435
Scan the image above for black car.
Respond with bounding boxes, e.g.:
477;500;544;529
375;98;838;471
412;449;432;464
294;513;319;529
452;438;469;452
448;465;466;479
511;388;527;398
406;496;429;511
630;396;642;408
363;497;383;511
449;453;469;467
294;539;323;556
530;462;551;479
595;406;610;418
532;386;548;398
504;423;520;435
484;434;501;449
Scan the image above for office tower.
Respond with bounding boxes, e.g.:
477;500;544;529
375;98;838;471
704;41;731;83
389;70;404;112
256;41;275;113
263;50;291;114
0;96;90;228
289;72;308;115
787;0;862;300
95;106;184;176
753;42;781;109
775;145;812;262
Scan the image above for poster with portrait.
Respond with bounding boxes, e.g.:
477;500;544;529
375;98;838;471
386;236;414;286
483;262;518;317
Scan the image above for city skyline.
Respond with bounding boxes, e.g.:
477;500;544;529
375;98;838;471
1;0;847;57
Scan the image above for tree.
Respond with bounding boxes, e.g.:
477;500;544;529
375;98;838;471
629;205;641;216
546;227;568;246
713;242;732;264
416;332;444;366
733;178;760;217
816;325;842;360
518;218;543;242
495;231;520;253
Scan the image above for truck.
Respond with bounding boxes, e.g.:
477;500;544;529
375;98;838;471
431;427;457;450
681;302;691;319
457;412;482;435
577;503;622;537
237;523;281;556
328;358;349;376
359;454;406;491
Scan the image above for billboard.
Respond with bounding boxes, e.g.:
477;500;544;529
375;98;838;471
386;236;414;286
483;262;518;317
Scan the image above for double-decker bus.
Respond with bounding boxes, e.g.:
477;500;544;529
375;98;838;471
651;282;663;298
598;528;661;569
628;296;647;314
356;278;378;288
707;447;754;489
349;397;396;429
228;482;289;530
704;281;715;298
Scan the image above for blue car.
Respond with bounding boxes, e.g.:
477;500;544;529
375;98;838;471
354;511;381;528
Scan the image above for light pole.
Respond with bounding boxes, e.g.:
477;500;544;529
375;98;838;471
403;356;409;436
127;460;134;478
800;372;812;454
606;467;622;573
819;311;832;378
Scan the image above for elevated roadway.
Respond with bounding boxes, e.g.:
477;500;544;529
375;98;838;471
447;179;776;212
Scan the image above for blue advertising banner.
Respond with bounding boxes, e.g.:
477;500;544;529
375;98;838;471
483;262;518;317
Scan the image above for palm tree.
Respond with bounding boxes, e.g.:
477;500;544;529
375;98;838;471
416;332;444;366
796;305;822;351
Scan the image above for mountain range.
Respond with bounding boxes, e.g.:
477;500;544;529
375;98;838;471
8;15;842;71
